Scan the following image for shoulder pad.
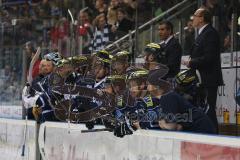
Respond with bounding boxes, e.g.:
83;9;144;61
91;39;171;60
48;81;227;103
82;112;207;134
143;95;153;107
117;95;123;107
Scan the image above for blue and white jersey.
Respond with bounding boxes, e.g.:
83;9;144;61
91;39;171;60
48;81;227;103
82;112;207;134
35;72;84;122
115;94;160;130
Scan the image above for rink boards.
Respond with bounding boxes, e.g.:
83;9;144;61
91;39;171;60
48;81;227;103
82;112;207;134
0;118;37;160
41;122;240;160
0;119;240;160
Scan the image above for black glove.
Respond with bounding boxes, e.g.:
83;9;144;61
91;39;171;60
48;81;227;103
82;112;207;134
85;121;94;130
114;122;133;138
102;116;115;130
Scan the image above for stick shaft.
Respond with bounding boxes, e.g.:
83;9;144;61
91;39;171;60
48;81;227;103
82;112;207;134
81;128;112;133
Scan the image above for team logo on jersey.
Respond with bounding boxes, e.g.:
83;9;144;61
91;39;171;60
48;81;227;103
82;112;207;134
143;95;153;107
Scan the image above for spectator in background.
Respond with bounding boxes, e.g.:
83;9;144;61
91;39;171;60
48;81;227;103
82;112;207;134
154;1;163;17
202;0;228;48
184;18;195;55
39;0;51;18
50;21;60;49
202;0;225;18
50;18;69;55
89;14;114;52
95;0;108;17
107;8;117;25
0;65;14;86
202;0;224;23
111;8;134;39
25;41;41;79
58;17;69;57
107;0;120;25
223;33;231;52
119;0;137;19
224;0;240;21
50;0;61;17
182;8;223;132
0;64;18;102
158;21;182;79
77;10;93;54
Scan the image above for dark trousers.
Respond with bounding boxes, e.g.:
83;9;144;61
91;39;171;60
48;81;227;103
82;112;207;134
206;86;219;133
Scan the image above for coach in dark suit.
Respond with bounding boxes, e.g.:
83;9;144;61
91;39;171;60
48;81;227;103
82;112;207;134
182;8;223;132
158;21;182;78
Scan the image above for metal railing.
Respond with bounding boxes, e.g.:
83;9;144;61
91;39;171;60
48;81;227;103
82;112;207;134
104;0;197;58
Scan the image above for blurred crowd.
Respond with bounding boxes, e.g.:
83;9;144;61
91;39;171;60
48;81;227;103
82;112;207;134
0;0;182;55
0;64;20;103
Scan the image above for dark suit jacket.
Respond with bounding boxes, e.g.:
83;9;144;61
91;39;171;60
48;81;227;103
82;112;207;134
189;24;223;87
162;36;182;78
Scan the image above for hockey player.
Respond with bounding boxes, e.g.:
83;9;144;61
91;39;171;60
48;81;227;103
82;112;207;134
32;57;85;122
147;69;216;134
65;50;113;129
101;75;128;132
104;75;126;95
22;51;62;121
174;69;209;113
33;58;74;122
125;68;164;130
67;55;91;76
92;50;112;89
143;43;167;71
111;50;130;75
101;74;137;137
27;59;54;119
43;56;97;122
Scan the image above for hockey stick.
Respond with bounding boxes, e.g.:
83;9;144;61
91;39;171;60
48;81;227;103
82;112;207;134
27;47;41;85
67;8;76;133
22;47;41;157
81;128;113;133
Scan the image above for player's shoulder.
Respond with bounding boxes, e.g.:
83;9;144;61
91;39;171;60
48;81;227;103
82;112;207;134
142;95;153;107
161;91;181;99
